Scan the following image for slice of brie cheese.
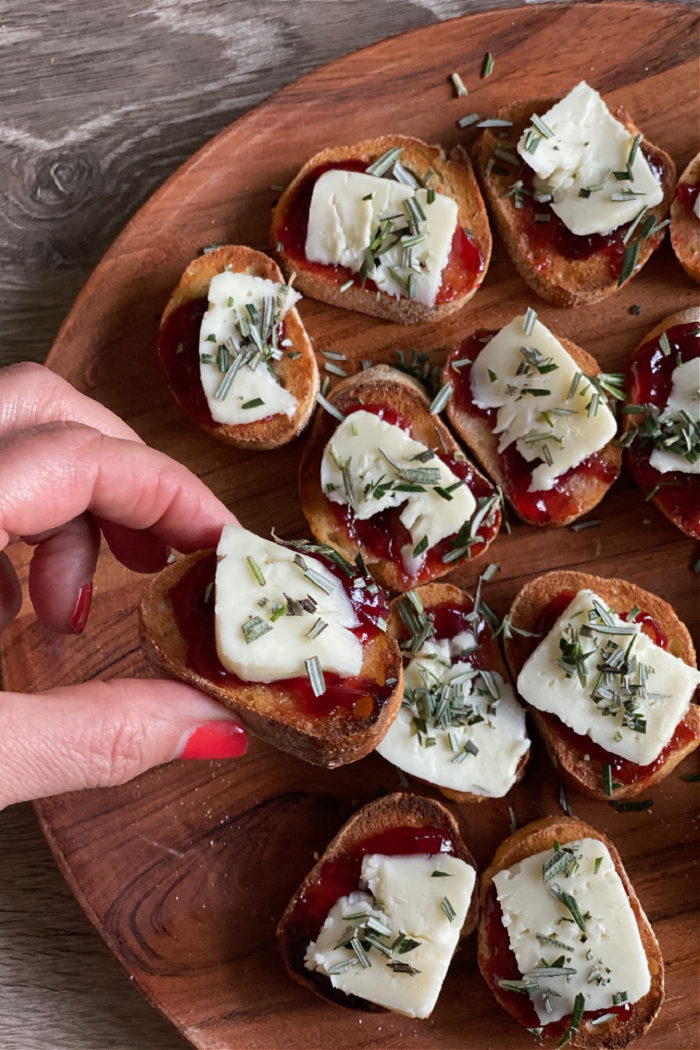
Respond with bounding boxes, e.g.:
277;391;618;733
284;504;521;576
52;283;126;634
517;588;700;765
493;838;651;1024
694;194;700;222
214;524;362;682
305;852;475;1018
517;81;663;236
376;630;529;796
469;314;617;491
305;168;458;307
320;409;477;574
199;271;299;425
648;357;700;475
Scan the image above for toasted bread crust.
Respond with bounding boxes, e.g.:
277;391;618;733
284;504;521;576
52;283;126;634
138;549;403;768
473;100;676;306
444;329;622;526
478;815;664;1048
503;571;699;800
270;135;491;324
670;153;700;284
623;307;700;538
158;245;319;449
298;364;501;592
277;792;478;1013
386;582;530;803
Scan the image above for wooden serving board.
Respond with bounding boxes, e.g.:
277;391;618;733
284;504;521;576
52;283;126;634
2;3;698;1047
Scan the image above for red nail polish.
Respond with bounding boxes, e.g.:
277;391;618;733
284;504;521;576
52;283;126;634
70;583;93;634
180;720;247;760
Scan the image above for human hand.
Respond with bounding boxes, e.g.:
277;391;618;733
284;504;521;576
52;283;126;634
0;362;247;809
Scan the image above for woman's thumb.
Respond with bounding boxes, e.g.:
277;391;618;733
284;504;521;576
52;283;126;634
0;679;247;809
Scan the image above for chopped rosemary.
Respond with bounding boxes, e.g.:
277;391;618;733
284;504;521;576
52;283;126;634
305;655;326;697
602;763;613;797
457;112;480;128
241;397;264;409
617;239;640;288
316;391;345;423
366;146;403;177
450;71;468;97
481;51;494;77
550;883;586;931
611;799;654;812
594;856;603;874
429;382;453;415
246;555;266;586
569;518;602;533
339;278;354;292
441;897;457;922
241;616;272;644
523;306;537;336
557;992;585;1048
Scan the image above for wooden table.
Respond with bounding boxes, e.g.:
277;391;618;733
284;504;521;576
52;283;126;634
0;3;516;1047
0;2;696;1049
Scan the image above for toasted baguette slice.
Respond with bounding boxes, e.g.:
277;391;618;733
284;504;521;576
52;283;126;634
477;815;664;1048
622;308;700;539
157;245;319;449
381;582;530;803
443;327;622;527
277;791;478;1014
473;100;675;306
298;364;501;592
503;571;700;800
139;549;403;768
670;153;700;283
270;135;491;324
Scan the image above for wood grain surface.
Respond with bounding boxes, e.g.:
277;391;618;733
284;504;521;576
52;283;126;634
1;1;699;1049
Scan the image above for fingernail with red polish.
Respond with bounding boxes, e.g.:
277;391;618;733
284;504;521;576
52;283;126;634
70;583;93;634
179;720;248;760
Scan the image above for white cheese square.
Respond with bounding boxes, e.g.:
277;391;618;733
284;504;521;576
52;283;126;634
376;631;529;797
199;271;299;425
469;314;617;491
214;524;362;682
305;168;458;306
320;409;477;574
648;357;700;475
517;588;700;765
517;81;663;236
304;853;475;1018
493;838;651;1024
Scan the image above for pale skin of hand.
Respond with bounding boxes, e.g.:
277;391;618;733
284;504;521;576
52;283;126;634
0;362;247;810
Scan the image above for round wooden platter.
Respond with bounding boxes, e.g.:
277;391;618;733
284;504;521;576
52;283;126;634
2;3;699;1048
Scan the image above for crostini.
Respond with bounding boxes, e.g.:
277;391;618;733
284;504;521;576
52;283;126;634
376;581;530;802
271;135;491;324
503;571;700;801
670;152;700;283
277;792;477;1017
443;310;622;526
473;81;675;306
157;245;319;449
620;308;700;539
298;364;502;592
139;523;403;768
478;815;664;1048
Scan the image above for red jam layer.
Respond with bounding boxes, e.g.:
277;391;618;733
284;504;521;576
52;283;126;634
448;333;619;525
405;601;501;675
167;551;393;719
517;149;664;279
156;297;285;430
676;181;700;213
276;159;484;303
295;825;454;937
326;402;500;587
530;591;697;786
482;883;632;1036
626;321;700;538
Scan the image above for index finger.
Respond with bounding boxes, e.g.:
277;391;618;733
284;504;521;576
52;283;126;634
0;421;237;553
